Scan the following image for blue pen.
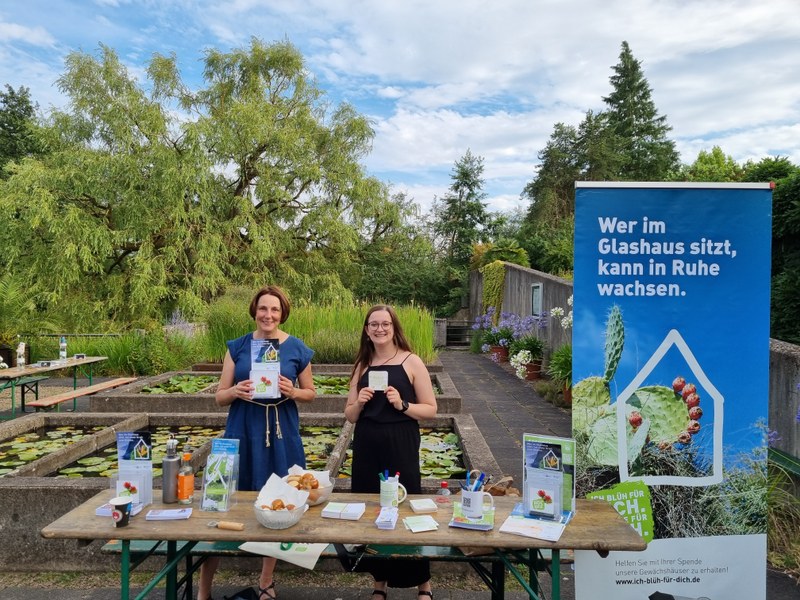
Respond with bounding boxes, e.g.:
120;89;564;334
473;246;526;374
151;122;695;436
473;473;485;491
466;471;470;489
384;469;389;480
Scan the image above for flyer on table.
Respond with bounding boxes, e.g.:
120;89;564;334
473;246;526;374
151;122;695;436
572;182;772;600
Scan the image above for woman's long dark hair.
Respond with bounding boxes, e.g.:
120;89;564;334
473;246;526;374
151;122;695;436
350;304;412;380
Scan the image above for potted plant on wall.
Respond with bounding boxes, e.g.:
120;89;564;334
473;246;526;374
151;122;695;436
547;344;572;406
482;326;515;362
509;335;546;380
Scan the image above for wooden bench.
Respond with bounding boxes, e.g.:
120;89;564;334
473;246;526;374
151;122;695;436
17;375;50;412
25;377;137;412
102;539;554;600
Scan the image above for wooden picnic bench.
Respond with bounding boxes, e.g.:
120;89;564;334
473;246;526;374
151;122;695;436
101;539;549;600
25;377;137;412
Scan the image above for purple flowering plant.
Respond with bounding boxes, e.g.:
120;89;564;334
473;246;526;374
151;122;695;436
473;308;548;350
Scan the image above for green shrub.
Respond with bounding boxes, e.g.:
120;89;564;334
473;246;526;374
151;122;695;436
547;344;572;388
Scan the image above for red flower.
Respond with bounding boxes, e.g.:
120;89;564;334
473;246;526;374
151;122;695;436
538;489;546;498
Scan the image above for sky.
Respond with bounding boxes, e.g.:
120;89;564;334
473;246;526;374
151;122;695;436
1;0;799;214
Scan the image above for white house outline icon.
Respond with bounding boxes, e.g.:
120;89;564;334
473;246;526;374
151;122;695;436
616;329;723;486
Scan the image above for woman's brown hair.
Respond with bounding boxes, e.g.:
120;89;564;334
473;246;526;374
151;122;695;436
249;285;291;324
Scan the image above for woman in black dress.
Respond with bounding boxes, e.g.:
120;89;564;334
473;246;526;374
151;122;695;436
345;305;438;600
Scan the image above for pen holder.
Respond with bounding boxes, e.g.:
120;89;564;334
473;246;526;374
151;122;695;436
460;489;494;519
379;479;407;507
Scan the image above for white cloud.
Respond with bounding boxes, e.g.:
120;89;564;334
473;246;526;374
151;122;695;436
0;21;55;46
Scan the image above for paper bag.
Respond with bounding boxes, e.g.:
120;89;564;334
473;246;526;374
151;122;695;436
239;541;328;569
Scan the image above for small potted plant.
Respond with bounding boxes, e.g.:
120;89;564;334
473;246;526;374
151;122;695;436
547;344;572;406
481;326;514;362
509;335;546;379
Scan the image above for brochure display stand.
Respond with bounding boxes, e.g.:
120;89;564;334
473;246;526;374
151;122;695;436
114;431;154;507
499;433;576;542
201;438;240;512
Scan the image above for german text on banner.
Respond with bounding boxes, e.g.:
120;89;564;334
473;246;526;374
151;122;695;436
572;182;772;600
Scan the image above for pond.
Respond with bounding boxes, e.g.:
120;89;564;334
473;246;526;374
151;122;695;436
47;424;342;479
140;375;219;394
0;425;107;477
52;425;224;478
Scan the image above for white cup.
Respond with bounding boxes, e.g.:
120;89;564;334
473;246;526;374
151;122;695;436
379;479;407;507
461;489;494;519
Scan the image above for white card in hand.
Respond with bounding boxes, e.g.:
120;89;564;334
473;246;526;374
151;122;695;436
368;370;388;391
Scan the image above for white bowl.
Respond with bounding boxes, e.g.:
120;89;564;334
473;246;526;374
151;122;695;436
254;501;307;530
282;472;334;506
306;482;334;506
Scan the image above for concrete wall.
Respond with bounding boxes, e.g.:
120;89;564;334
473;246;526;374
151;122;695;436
770;339;800;461
469;263;574;356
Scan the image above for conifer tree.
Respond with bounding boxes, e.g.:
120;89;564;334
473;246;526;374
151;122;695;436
602;41;679;180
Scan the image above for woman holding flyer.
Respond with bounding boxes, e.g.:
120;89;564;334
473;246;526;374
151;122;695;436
345;304;437;600
198;285;316;600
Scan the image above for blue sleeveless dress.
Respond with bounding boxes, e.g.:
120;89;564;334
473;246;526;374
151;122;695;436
224;332;314;491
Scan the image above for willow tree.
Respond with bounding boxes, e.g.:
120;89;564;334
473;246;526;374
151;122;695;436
0;40;388;326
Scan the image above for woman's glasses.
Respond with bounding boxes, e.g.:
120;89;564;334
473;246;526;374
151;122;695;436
367;321;393;331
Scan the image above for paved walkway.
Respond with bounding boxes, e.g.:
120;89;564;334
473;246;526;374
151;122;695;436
0;350;797;599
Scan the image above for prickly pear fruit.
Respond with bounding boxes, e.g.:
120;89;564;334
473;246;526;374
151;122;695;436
687;420;701;434
678;431;692;444
685;393;700;408
688;406;703;420
681;383;697;400
672;376;686;394
603;306;624;384
628;411;643;428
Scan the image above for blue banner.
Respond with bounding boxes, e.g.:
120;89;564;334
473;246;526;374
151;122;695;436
572;183;772;599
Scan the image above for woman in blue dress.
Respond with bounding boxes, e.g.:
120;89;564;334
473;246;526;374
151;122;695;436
198;285;316;600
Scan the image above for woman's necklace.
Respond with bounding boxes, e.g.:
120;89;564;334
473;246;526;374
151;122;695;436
372;348;398;367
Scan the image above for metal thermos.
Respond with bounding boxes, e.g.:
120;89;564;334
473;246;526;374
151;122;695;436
161;437;180;504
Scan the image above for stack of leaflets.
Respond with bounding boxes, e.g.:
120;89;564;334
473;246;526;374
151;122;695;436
96;502;144;517
145;507;193;520
375;506;399;530
321;502;366;520
448;502;495;531
409;498;438;514
498;502;573;542
402;514;439;533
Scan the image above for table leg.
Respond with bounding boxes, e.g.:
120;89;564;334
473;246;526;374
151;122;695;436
551;549;560;600
121;540;131;600
165;540;178;599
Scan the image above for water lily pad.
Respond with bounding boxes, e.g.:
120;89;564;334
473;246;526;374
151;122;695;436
77;457;106;466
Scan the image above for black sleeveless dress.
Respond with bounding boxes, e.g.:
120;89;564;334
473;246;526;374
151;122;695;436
351;358;430;587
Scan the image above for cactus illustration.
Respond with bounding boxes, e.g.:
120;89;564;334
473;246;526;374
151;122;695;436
574;304;706;474
573;305;623;433
603;305;624;384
